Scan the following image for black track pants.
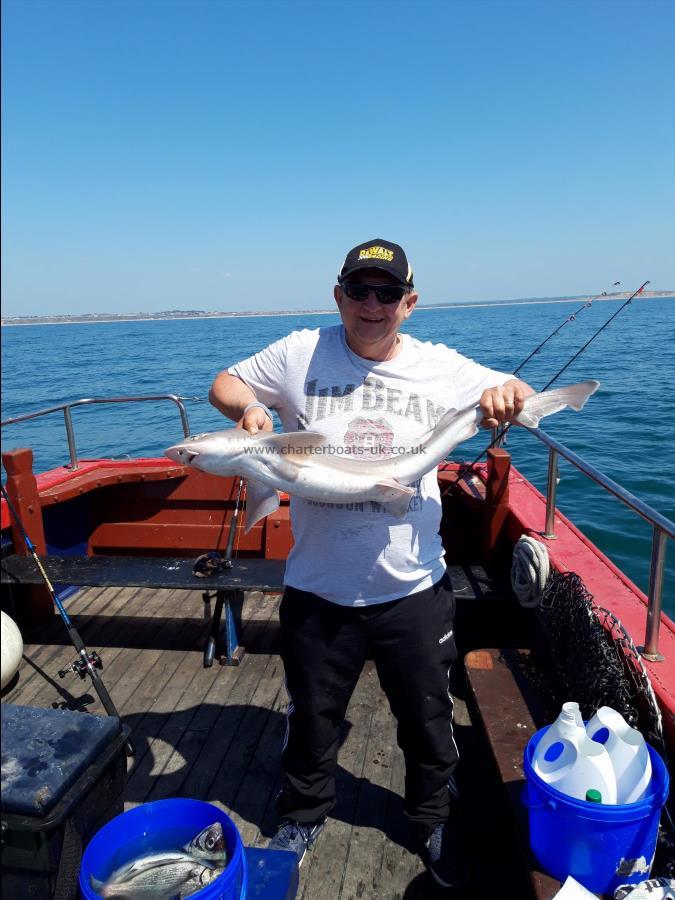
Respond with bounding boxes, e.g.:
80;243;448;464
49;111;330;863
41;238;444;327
275;573;459;835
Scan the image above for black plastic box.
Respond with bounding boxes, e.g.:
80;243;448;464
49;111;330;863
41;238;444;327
1;705;128;900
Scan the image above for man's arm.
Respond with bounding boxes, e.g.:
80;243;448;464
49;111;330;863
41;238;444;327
208;371;273;435
479;378;535;429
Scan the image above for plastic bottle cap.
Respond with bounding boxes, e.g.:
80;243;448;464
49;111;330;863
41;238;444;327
585;789;602;803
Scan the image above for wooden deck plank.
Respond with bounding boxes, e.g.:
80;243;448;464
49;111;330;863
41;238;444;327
206;653;285;813
139;593;279;807
465;648;560;900
339;670;400;899
250;757;287;851
208;598;285;845
2;579;102;626
176;650;279;803
114;598;209;718
2;585;130;705
130;594;275;805
177;600;283;804
52;588;190;719
296;663;374;899
10;585;172;713
103;590;223;792
226;675;288;847
125;648;216;807
378;713;426;898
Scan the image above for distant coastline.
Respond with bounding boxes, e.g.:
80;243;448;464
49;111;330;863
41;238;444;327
2;291;672;326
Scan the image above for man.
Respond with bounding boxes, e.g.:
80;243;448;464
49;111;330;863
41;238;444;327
209;239;533;888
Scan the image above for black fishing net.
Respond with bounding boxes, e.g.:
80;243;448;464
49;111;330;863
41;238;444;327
537;572;655;740
539;572;665;752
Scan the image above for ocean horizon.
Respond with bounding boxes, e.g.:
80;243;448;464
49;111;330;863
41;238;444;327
2;292;673;327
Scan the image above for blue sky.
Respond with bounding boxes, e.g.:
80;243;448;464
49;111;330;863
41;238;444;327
2;0;674;316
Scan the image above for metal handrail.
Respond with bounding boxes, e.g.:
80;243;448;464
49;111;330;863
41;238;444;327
1;395;203;471
528;426;673;661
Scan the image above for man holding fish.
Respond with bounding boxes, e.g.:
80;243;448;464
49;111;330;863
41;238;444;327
206;239;536;888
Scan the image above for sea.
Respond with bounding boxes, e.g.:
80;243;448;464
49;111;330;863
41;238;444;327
2;296;674;618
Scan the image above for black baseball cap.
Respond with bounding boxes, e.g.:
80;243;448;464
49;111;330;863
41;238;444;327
338;239;414;287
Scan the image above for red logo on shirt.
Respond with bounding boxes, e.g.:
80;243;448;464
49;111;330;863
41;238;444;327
344;417;394;457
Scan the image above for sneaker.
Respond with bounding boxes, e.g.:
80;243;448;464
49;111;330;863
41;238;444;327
268;818;326;866
416;821;469;888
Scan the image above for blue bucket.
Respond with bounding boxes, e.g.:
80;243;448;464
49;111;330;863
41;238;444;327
523;727;669;895
79;798;247;900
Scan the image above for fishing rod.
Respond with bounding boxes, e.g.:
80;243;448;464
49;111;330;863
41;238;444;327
512;281;621;377
193;476;245;578
222;476;245;568
194;477;245;667
490;279;619;450
1;483;135;756
462;280;650;470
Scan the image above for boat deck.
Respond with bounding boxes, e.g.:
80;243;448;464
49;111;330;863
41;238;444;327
2;568;533;899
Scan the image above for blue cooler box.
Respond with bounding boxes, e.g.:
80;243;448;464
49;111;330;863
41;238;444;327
1;704;128;900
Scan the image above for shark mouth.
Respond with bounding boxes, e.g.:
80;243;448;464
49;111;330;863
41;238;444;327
166;446;200;465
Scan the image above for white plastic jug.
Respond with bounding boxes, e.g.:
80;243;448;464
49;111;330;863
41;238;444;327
532;701;618;803
586;706;652;804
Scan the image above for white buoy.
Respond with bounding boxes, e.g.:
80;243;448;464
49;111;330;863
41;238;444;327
1;610;24;691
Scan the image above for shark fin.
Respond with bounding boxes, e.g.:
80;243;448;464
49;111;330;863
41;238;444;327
515;380;600;429
377;480;416;518
251;431;329;472
243;478;280;534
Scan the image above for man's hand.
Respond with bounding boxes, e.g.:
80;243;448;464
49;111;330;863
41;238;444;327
240;407;274;436
209;372;275;435
479;378;534;429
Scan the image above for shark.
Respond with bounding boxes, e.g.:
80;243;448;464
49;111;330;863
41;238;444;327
165;380;599;532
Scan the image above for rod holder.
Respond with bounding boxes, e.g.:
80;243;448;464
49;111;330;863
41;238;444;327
642;527;667;661
543;447;559;539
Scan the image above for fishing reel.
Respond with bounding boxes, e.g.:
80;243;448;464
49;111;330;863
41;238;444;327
193;550;233;577
58;651;103;680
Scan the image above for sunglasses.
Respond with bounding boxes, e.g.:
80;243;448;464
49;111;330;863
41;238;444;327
339;281;409;305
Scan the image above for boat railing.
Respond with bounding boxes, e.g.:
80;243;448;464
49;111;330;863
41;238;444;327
528;426;674;662
1;395;201;471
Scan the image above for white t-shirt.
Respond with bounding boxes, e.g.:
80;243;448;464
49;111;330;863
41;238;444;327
229;325;510;606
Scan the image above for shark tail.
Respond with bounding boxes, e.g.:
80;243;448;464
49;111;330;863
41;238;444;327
516;380;600;429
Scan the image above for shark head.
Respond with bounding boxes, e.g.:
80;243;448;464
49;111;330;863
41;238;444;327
165;429;252;474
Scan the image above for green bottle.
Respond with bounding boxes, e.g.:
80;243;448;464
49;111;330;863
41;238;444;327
586;789;602;803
